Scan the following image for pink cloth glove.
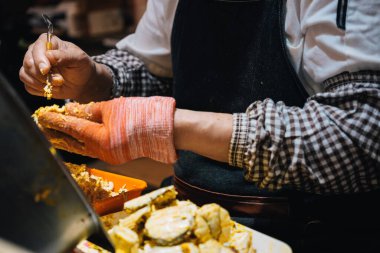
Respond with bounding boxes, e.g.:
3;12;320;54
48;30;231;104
36;96;177;165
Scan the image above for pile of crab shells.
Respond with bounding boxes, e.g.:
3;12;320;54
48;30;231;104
101;186;256;253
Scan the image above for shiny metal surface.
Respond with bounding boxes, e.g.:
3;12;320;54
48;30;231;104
41;14;54;36
0;72;113;252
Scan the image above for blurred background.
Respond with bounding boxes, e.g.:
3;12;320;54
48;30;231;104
0;0;172;189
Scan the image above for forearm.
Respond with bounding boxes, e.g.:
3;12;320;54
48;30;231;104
231;82;380;194
174;109;233;163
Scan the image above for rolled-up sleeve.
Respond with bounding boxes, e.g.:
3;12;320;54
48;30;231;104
229;82;380;194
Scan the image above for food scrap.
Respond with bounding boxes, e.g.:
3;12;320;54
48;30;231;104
64;162;127;204
34;188;52;203
43;79;53;100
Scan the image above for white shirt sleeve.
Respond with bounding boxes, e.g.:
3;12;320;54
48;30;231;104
286;0;380;95
117;0;380;92
116;0;178;77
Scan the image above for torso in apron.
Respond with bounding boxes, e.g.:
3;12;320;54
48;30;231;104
171;0;308;197
170;0;380;249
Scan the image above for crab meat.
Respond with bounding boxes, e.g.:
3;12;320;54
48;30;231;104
224;223;256;253
119;205;151;232
108;225;139;253
124;186;177;213
144;201;198;246
101;209;131;231
227;230;255;253
141;242;199;253
198;239;235;253
194;204;232;243
100;187;257;253
180;242;200;253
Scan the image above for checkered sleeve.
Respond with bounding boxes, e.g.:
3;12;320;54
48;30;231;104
91;49;173;98
229;80;380;194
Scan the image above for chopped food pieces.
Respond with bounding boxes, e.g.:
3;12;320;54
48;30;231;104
123;185;177;213
99;186;256;253
64;162;127;204
198;239;234;253
227;229;255;253
118;205;151;232
108;226;139;253
194;203;232;244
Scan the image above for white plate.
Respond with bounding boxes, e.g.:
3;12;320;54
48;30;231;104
239;224;292;253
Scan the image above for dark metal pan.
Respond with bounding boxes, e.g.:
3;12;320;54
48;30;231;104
0;72;114;252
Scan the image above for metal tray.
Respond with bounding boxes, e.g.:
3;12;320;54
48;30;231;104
0;72;113;252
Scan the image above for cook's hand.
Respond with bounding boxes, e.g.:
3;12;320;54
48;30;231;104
36;96;177;165
19;33;103;101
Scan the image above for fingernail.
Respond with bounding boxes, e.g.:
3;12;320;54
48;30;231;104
39;63;48;75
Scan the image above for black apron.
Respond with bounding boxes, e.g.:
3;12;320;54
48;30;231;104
170;0;380;252
171;0;307;196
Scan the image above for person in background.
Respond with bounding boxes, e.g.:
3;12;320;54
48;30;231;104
20;0;380;252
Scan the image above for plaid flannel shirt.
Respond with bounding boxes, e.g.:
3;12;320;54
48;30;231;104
92;49;172;98
93;49;380;194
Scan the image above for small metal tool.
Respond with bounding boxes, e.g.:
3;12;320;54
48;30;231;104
41;14;54;99
42;14;53;49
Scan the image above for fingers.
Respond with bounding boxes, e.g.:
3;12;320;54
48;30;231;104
20;35;63;94
38;111;105;160
32;33;60;75
20;67;64;97
65;102;103;122
37;111;105;144
22;44;46;84
20;67;44;96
